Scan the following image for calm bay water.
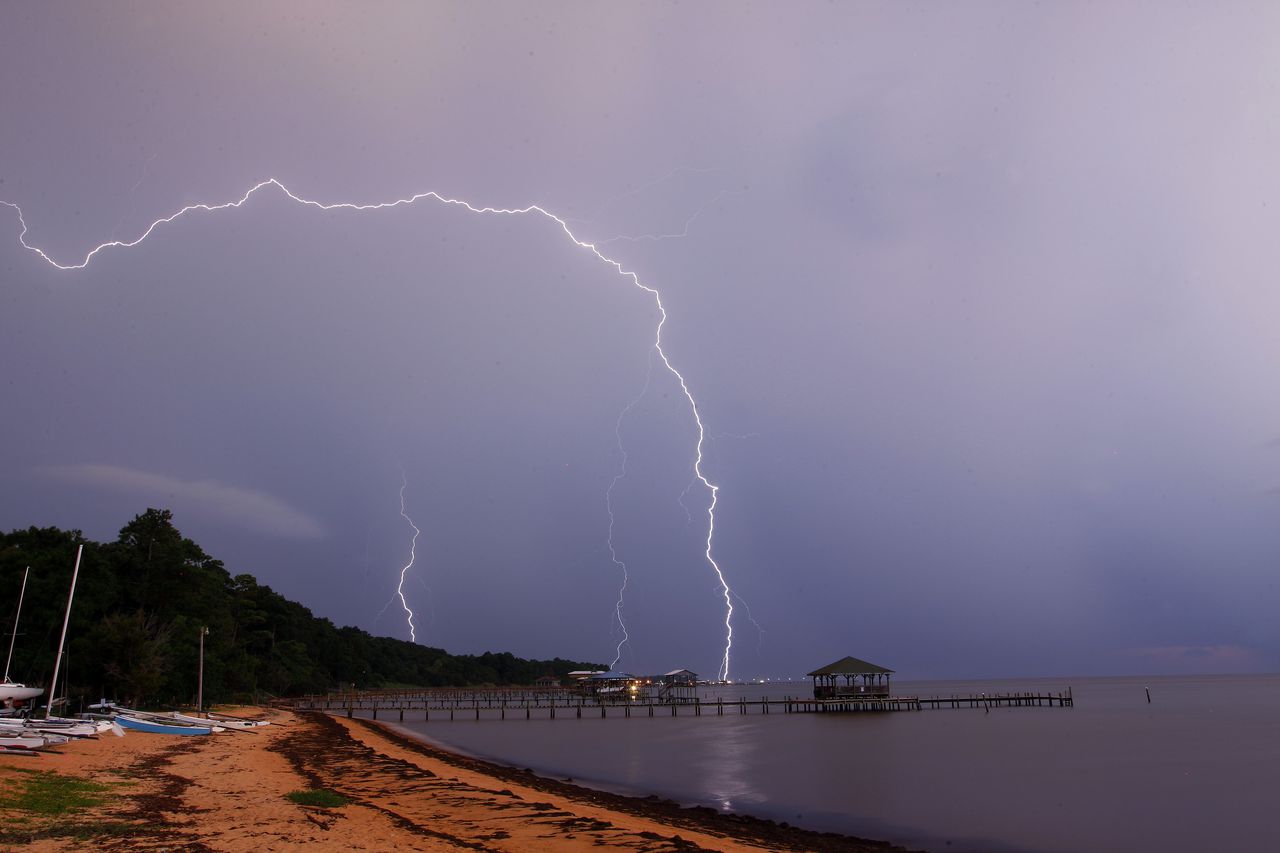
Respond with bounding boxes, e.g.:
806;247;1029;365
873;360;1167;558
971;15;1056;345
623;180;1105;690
374;674;1280;852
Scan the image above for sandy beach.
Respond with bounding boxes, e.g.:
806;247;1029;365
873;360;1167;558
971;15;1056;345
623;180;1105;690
0;709;911;852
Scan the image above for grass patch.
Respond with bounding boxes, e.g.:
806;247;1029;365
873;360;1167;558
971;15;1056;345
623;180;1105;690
0;771;114;816
286;788;349;808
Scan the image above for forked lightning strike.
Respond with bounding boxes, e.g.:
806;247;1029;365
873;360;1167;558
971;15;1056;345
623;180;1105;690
1;177;740;679
606;348;656;669
396;470;422;643
376;469;423;641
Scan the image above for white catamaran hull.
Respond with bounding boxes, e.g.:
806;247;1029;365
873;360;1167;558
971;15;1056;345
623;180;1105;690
171;712;262;730
0;683;44;703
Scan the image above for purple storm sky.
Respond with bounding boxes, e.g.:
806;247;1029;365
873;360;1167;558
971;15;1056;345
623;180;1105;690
3;2;1279;680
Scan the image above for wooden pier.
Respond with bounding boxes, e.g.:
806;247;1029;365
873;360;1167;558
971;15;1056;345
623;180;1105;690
285;687;1072;721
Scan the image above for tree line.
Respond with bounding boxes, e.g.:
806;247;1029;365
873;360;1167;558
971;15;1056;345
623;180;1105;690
1;509;603;708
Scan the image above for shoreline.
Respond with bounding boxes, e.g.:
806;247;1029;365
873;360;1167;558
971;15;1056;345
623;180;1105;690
0;707;916;852
351;713;913;852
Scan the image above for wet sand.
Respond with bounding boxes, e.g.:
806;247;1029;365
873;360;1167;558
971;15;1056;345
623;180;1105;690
0;708;912;852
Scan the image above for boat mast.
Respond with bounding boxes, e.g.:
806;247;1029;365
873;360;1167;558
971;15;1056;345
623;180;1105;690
3;565;29;683
45;545;83;719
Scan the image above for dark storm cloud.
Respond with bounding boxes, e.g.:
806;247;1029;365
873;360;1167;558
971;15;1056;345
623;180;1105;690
3;1;1279;678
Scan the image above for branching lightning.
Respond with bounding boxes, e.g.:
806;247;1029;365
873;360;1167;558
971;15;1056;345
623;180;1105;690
594;190;732;247
395;469;422;643
374;469;422;642
606;347;656;669
2;176;741;679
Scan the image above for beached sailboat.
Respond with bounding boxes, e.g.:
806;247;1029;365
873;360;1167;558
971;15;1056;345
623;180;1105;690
170;706;267;727
206;709;271;727
1;566;45;710
0;717;101;738
114;714;220;735
0;734;57;749
101;703;225;734
0;681;42;706
0;732;70;748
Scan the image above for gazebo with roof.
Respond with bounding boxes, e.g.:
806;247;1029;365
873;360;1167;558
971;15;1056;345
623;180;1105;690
658;668;698;703
806;656;894;699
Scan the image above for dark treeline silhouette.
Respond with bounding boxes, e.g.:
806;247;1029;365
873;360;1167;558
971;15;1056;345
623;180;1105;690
1;509;602;707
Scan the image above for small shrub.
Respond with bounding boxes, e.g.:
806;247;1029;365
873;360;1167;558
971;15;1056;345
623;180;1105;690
286;788;349;808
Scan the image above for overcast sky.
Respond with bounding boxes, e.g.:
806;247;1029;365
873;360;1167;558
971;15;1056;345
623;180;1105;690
3;1;1279;680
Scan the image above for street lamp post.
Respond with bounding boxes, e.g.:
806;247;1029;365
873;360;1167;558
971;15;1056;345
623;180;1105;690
197;626;209;716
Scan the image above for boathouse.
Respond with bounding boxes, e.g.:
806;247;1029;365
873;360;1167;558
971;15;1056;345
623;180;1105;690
583;671;637;697
661;669;697;685
658;669;698;703
566;670;605;683
534;674;560;688
807;656;894;699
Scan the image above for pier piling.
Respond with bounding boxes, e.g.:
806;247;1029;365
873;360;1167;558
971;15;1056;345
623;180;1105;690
300;686;1074;723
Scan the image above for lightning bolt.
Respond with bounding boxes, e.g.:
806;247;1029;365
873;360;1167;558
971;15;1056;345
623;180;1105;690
395;469;421;643
593;189;733;247
1;177;741;680
372;469;422;642
606;347;656;669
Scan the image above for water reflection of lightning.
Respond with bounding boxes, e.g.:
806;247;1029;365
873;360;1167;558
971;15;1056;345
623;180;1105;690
606;348;655;669
1;177;741;679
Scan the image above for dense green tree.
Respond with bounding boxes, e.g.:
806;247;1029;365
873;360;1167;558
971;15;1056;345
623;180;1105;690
90;610;172;706
0;510;602;709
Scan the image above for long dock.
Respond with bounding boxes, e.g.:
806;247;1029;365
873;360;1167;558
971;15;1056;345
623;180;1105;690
287;688;1073;721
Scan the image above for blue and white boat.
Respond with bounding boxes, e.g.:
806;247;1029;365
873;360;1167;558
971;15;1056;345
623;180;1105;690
114;714;220;735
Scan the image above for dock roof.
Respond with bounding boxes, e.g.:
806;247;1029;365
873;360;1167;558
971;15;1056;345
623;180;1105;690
806;656;894;676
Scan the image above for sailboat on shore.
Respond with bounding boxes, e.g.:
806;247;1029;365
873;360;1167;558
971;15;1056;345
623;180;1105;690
1;566;44;711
